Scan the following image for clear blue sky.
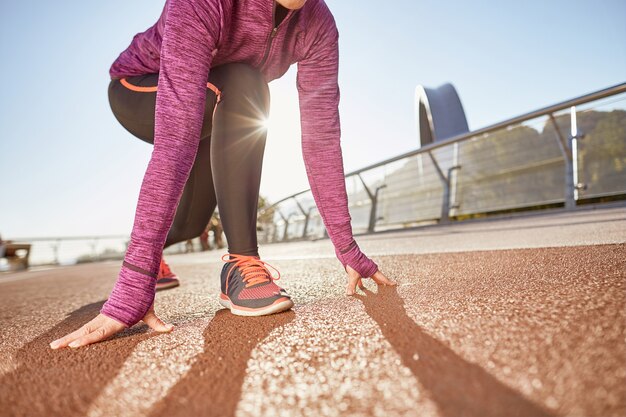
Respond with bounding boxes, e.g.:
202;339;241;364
1;0;625;238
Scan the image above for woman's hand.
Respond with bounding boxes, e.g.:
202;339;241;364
49;303;173;349
345;265;397;296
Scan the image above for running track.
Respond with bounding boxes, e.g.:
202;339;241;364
1;204;625;417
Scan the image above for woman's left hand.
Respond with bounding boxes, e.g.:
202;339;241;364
345;265;397;296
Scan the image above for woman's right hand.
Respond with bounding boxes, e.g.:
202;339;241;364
49;303;173;349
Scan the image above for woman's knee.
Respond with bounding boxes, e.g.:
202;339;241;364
107;76;157;144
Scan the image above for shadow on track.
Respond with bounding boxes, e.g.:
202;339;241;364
0;301;155;417
354;287;555;417
148;308;295;417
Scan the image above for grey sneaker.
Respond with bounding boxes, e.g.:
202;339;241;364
219;253;293;316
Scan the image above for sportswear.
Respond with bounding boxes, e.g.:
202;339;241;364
102;0;378;326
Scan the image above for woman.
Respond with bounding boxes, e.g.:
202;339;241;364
50;0;396;350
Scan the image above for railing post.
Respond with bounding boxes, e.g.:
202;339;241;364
449;142;461;217
370;184;387;232
305;207;316;238
90;238;99;262
427;151;453;223
549;113;576;209
357;174;386;233
53;239;60;265
569;106;586;201
276;210;290;242
292;197;311;239
283;213;295;241
447;166;461;214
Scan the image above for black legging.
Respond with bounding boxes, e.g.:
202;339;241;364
107;63;270;257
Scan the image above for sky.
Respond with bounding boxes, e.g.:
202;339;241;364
0;0;625;239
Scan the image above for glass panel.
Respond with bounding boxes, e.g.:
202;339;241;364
455;115;565;215
376;154;444;227
575;94;626;198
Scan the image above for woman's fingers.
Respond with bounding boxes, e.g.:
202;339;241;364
345;272;361;296
50;314;125;349
345;268;370;295
371;270;397;286
142;306;174;333
345;266;397;296
66;319;125;348
50;316;102;349
345;265;362;296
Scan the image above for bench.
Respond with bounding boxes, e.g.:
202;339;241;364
1;242;32;271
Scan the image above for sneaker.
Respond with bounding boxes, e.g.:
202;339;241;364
156;258;180;291
219;253;293;316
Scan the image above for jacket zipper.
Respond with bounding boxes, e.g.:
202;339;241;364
258;2;292;69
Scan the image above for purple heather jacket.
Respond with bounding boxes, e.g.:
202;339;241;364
103;0;378;326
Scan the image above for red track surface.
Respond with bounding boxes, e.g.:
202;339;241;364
1;208;625;417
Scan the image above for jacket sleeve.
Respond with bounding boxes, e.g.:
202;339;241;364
296;23;378;278
101;0;222;326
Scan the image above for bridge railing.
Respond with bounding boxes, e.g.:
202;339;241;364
258;83;626;244
0;234;209;269
0;236;129;270
4;83;625;268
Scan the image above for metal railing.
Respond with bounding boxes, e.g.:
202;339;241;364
258;82;626;244
0;235;129;270
4;83;625;268
0;234;220;269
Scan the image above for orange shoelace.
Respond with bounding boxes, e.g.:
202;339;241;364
221;253;281;291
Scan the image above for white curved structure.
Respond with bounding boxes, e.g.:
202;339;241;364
415;83;469;148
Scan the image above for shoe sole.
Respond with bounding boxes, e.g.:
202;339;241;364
155;280;180;291
219;294;294;317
